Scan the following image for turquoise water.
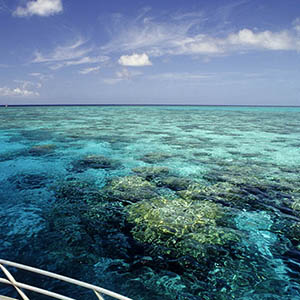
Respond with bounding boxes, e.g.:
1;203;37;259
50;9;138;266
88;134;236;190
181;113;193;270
0;106;300;299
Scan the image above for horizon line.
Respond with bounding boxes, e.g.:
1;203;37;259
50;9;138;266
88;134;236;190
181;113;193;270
1;104;300;108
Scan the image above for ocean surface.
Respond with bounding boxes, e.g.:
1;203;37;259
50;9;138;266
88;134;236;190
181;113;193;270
0;106;300;300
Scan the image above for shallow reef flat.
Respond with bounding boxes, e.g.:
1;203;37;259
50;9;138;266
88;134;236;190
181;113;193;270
0;106;300;300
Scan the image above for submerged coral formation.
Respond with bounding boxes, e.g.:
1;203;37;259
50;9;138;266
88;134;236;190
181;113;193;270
71;154;121;172
41;159;300;299
53;179;101;203
28;144;56;156
154;176;192;191
132;166;192;191
127;197;239;259
132;166;170;180
47;179;128;265
291;193;300;212
139;152;173;164
8;173;49;190
100;175;158;204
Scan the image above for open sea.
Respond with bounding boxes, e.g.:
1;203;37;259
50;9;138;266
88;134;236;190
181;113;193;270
0;105;300;300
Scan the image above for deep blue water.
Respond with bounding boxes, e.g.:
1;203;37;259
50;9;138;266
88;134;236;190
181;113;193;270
0;106;300;299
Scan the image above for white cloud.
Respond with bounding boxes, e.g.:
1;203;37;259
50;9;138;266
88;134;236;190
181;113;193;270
14;80;42;90
0;0;9;13
103;78;123;85
79;66;101;75
103;68;142;84
148;72;213;81
29;72;53;80
102;12;300;59
14;0;62;17
172;35;224;55
0;86;39;97
227;29;293;50
29;72;43;77
118;53;152;66
0;80;41;97
33;38;89;63
50;56;109;70
32;38;109;70
102;15;194;56
66;56;107;66
293;18;300;34
14;0;63;17
116;68;142;78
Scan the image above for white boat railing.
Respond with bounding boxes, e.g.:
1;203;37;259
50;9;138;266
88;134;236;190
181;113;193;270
0;259;132;300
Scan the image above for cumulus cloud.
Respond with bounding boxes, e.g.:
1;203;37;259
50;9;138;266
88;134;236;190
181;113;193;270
118;53;152;66
227;29;293;50
14;0;63;17
0;86;39;97
79;66;101;75
177;28;299;54
0;80;41;97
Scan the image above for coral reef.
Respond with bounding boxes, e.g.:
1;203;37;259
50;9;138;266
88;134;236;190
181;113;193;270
47;179;135;265
71;154;121;172
132;166;192;191
8;173;49;190
28;144;56;156
291;193;300;213
139;152;172;164
53;179;101;203
101;175;158;204
127;197;239;260
154;176;192;191
132;166;170;180
47;180;109;264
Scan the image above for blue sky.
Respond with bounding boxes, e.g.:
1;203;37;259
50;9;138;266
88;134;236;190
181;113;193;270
1;0;300;105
